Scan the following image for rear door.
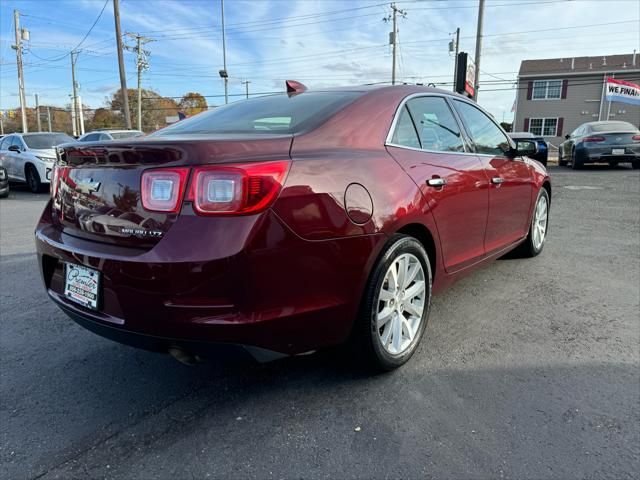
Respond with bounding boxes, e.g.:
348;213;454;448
386;95;490;272
452;99;534;254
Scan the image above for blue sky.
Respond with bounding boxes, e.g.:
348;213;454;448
0;0;638;121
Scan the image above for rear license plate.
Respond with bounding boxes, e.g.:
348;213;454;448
64;263;101;310
612;148;625;155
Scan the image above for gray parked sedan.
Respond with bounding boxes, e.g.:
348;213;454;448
559;121;640;169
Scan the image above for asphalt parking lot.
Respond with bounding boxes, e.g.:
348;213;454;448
1;165;638;480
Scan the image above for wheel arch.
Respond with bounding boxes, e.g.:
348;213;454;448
542;180;551;203
396;223;437;282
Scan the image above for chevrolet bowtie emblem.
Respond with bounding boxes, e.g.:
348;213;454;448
76;178;101;194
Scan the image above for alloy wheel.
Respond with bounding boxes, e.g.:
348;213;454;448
532;194;548;251
376;253;426;355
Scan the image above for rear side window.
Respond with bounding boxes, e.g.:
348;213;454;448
390;106;420;149
453;100;510;156
405;97;465;152
152;92;361;136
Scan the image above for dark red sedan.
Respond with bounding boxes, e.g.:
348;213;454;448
35;84;550;370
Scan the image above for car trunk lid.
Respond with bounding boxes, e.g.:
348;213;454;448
52;135;293;248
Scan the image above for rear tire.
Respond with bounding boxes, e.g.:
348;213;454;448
570;149;582;170
512;188;550;258
355;235;432;371
26;165;45;193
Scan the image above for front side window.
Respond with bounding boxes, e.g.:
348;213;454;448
0;136;13;150
453;100;510;156
11;136;24;150
390;106;420;149
81;133;99;142
532;80;562;100
529;118;557;136
405;97;465;152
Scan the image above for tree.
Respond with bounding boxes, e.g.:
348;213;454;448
109;88;179;132
90;108;121;130
178;92;208;116
500;122;513;132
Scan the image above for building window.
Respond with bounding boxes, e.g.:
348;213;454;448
532;80;562;100
529;118;558;136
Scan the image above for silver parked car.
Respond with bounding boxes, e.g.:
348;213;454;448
559;121;640;169
78;129;144;142
0;132;75;192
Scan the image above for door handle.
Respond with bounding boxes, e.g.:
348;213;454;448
427;177;447;187
491;177;504;185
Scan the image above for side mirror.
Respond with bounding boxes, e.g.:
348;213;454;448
8;145;20;152
513;139;537;157
565;134;570;140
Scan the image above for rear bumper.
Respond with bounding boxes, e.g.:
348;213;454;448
577;145;640;163
35;201;384;357
52;298;284;362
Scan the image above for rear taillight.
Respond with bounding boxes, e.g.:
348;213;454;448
141;168;189;213
583;136;606;142
632;135;640;141
187;160;290;215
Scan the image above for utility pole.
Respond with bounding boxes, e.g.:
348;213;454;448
70;94;77;136
35;93;41;131
77;95;85;135
385;3;406;85
220;0;229;104
473;0;485;100
70;50;80;134
242;80;250;99
46;106;52;132
113;0;132;129
12;10;28;133
452;27;460;92
125;33;153;131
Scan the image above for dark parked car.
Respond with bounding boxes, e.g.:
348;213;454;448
35;84;550;370
509;132;548;166
0;166;9;198
559;121;640;169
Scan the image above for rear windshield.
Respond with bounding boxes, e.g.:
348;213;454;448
23;133;75;149
590;122;637;132
151;92;361;136
111;131;144;139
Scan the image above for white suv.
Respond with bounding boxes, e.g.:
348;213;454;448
0;132;75;193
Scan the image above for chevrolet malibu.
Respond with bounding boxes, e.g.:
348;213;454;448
35;84;551;370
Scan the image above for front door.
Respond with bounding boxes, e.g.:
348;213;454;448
452;100;534;254
386;95;490;272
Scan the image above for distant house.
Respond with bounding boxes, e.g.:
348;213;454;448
514;53;640;146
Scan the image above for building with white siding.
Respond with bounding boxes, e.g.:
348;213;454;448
514;53;640;146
